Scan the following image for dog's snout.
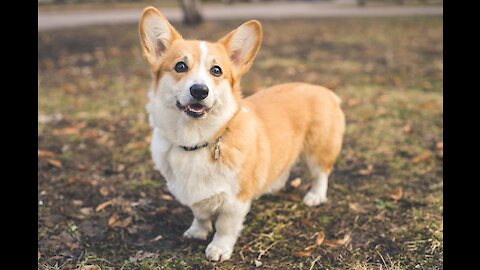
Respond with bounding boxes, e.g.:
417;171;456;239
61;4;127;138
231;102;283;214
190;84;209;100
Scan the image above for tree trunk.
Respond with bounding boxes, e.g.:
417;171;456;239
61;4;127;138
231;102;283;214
179;0;204;26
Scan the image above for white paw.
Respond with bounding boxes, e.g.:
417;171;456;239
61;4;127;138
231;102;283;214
183;225;210;240
303;192;328;207
205;243;233;262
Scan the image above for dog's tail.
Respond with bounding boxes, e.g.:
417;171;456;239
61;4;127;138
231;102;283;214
331;91;342;106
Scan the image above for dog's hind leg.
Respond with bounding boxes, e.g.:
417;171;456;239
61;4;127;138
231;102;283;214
303;156;331;207
302;96;345;207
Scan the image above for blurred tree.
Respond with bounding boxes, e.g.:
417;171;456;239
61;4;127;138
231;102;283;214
179;0;203;25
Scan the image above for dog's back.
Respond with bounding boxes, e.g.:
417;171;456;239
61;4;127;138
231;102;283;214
239;82;345;203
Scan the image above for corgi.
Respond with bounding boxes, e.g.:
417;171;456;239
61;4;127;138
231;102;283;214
139;7;345;262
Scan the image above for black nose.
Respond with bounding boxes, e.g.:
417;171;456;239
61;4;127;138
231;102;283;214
190;84;209;100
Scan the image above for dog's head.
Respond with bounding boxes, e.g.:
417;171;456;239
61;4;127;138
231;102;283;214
139;7;262;143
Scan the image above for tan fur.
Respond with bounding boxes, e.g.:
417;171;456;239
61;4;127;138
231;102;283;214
216;83;345;201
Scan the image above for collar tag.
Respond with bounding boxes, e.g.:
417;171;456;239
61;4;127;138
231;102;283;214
213;137;221;160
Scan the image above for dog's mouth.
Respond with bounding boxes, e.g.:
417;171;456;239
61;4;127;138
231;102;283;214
176;101;210;118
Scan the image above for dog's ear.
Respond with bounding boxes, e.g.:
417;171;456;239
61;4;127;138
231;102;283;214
218;20;262;77
139;7;182;67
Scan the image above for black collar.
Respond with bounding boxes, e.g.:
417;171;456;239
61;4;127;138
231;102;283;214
179;137;222;160
180;142;209;151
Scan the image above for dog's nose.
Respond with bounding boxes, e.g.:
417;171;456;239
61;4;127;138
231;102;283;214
190;84;209;101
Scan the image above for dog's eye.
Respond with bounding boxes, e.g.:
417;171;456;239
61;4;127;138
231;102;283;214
210;65;223;77
174;61;188;73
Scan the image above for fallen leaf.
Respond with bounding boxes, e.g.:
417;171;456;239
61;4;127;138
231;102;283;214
436;142;443;158
52;127;79;136
349;203;368;214
300;218;314;227
304;244;317;251
95;200;113;212
82;130;98;139
403;124;412;134
125;141;147;151
99;186;109;196
154;206;168;215
159;194;173;201
79;265;100;270
288;194;302;201
389;187;403;201
117;216;133;228
323;233;351;248
293;250;313;257
149;234;163;242
108;213;119;227
358;164;374;175
63;83;78;94
411;151;433;164
346;98;360;107
38;149;55;158
290;177;302;188
117;164;126;172
315;231;326;246
374;210;386;221
254;260;263;267
72;199;83;206
303;231;326;254
47;159;62;168
436;141;443;149
79;207;93;216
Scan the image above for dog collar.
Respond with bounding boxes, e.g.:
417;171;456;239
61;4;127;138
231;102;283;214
178;107;240;159
180;142;209;151
180;137;222;160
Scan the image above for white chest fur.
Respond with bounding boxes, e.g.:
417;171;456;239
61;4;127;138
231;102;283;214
150;128;239;207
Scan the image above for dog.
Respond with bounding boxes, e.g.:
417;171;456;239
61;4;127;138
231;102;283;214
139;7;345;262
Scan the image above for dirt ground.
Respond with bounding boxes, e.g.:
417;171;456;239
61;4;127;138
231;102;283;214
38;16;443;269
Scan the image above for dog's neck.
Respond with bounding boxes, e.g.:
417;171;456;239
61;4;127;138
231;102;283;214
176;107;241;150
148;102;240;149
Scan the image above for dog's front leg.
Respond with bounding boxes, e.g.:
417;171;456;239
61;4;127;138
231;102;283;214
183;204;214;240
205;198;251;262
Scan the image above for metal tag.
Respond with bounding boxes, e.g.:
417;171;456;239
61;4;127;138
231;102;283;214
213;137;221;160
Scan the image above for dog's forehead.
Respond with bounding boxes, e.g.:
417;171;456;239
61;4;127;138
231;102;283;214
169;40;227;62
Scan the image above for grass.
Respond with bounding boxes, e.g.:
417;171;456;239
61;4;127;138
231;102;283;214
38;16;442;269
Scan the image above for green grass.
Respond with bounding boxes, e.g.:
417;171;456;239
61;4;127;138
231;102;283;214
38;16;442;269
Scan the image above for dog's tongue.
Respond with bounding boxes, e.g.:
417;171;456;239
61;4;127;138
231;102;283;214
187;103;206;113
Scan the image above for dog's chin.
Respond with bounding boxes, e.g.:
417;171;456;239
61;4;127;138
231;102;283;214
176;100;211;119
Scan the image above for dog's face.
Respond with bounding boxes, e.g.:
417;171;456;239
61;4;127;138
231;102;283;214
140;7;262;127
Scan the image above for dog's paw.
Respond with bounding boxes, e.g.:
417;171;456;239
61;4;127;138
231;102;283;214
205;243;232;262
303;192;328;207
183;226;210;240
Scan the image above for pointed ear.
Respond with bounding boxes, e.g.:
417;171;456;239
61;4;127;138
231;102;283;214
139;7;182;67
218;20;262;77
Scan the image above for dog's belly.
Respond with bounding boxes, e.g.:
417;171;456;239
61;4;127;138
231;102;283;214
151;128;239;207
